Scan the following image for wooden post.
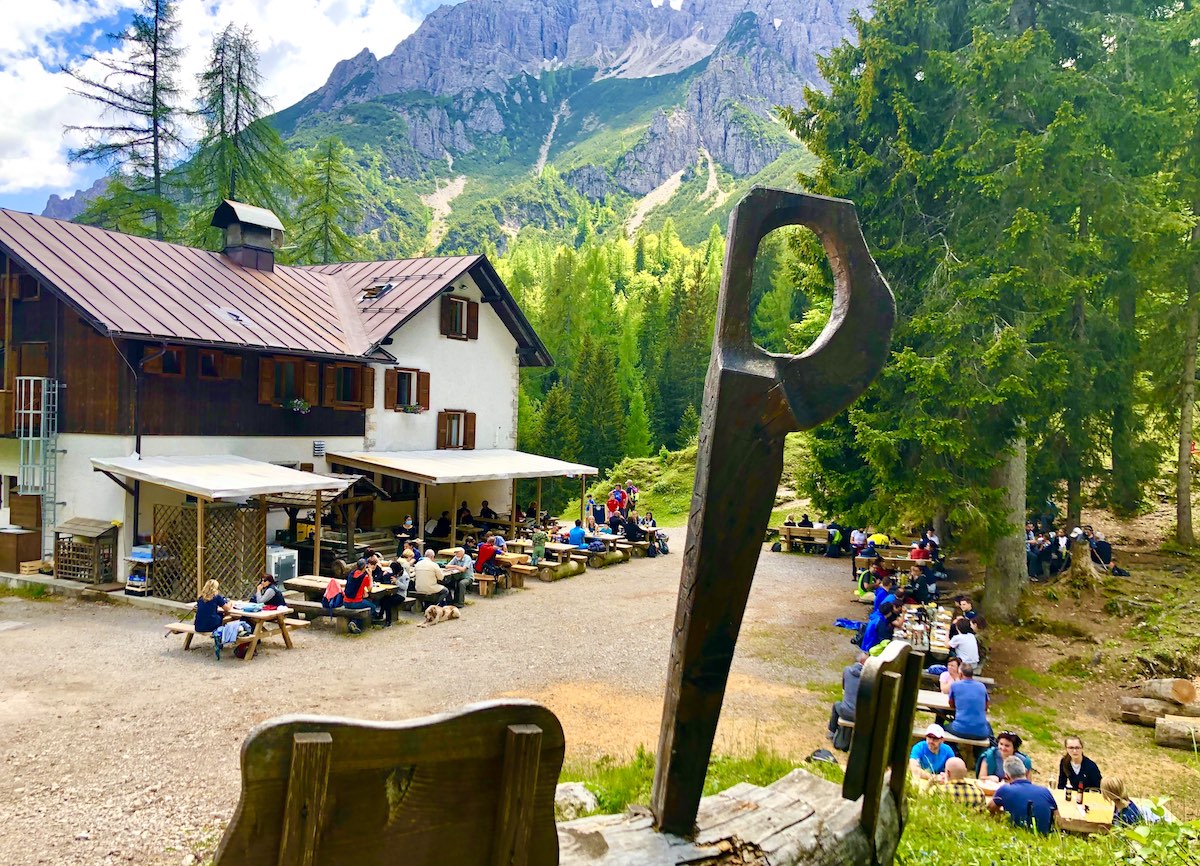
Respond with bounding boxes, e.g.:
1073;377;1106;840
491;724;542;866
313;490;322;577
277;732;333;866
509;478;517;539
196;498;206;597
345;502;357;560
580;476;586;525
258;495;269;573
3;255;11;393
417;483;426;551
536;478;542;527
450;482;458;548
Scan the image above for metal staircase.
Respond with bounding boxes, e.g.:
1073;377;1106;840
15;376;60;555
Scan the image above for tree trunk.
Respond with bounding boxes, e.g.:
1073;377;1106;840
1064;208;1088;532
1110;264;1139;514
933;507;948;549
1120;696;1200;727
1140;677;1197;705
1178;222;1200;546
1154;717;1200;750
984;437;1026;623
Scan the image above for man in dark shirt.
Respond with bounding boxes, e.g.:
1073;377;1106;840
799;514;814;528
433;511;452;539
479;500;498;520
827;652;866;737
624;511;645;542
989;756;1057;834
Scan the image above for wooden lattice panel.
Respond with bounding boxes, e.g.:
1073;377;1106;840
54;532;117;584
153;503;266;602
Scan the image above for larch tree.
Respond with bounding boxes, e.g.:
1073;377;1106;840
65;0;184;240
289;137;364;265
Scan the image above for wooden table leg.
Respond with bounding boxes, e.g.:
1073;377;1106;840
183;632;194;651
278;614;294;650
243;621;264;661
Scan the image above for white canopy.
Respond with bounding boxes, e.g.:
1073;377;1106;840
90;455;354;501
326;449;598;485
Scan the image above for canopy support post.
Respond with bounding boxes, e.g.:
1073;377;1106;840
509;478;517;539
450;482;458;550
417;483;426;552
196;498;206;597
258;495;268;572
536;478;542;529
580;476;587;525
313;490;323;577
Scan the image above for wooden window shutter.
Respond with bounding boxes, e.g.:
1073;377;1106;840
361;367;375;408
417;371;431;410
384;369;399;410
439;295;453;335
221;353;243;380
464;412;477;450
258;357;274;405
303;361;321;406
436;411;450;449
323;364;336;406
466;301;479;339
143;348;163;374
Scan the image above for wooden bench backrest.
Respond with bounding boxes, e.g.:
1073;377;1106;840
841;641;923;849
214;700;565;866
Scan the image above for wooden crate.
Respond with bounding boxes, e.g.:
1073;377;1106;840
19;560;43;575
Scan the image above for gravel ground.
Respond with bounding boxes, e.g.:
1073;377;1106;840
0;535;864;865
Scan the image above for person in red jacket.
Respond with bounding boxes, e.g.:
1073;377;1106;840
475;537;497;573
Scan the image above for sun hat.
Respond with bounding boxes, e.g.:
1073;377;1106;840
925;723;946;739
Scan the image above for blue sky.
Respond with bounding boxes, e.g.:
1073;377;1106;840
0;0;431;214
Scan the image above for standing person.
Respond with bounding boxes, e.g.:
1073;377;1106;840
625;479;638;511
413;549;449;606
827;651;867;739
850;527;867;555
1100;777;1145;826
442;547;474;607
605;491;620;522
531;526;548;565
946;664;991;740
988;757;1057;834
1056;736;1102;791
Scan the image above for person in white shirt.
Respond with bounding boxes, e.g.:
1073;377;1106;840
413;549;449;606
948;618;980;667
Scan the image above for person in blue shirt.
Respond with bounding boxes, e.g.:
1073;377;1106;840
909;724;956;780
1100;777;1145;826
989;756;1057;834
861;601;894;652
873;576;897;613
946;664;992;740
568;519;587;549
195;579;232;660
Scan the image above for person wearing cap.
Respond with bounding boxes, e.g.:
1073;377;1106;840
442;547;474;607
988;756;1057;834
935;757;987;808
909;724;956;780
978;731;1033;781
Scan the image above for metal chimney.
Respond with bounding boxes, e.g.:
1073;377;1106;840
210;200;284;272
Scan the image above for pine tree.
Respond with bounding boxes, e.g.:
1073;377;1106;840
624;387;652;458
186;23;294;246
290;138;365;265
677;404;700;447
572;335;624;471
64;0;184;240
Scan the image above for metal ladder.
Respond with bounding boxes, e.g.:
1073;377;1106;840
16;376;60;556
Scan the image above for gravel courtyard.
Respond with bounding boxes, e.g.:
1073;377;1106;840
0;538;864;865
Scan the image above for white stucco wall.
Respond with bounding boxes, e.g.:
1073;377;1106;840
366;275;521;453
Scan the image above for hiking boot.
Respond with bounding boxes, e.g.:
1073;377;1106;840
347;620;362;635
212;632;222;660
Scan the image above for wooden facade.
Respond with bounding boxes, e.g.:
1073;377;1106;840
0;251;366;439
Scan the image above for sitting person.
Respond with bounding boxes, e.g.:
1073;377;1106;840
783;514;797;527
939;657;964;694
873;575;897;613
413;549;449;605
247;573;285;607
862;601;895;653
937;757;987;808
585;514;599;534
568;519;588;549
909;724;956;781
607;511;624;535
640;511;657;528
1056;735;1102;791
910;540;932;561
624;510;646;542
389;554;414;592
195;579;231;637
441;547;474;607
432;511;452;539
827;651;867;749
525;501;539;520
978;731;1033;782
342;559;381;623
946;663;991;740
867;529;891;547
1100;776;1145;826
478;500;498;520
948;618;981;668
456;500;473;526
954;596;985;632
474;537;498;573
905;564;935;604
988;756;1057;834
799;513;814;528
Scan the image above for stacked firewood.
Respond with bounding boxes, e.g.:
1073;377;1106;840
1119;678;1200;749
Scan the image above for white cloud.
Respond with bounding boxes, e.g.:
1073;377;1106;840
0;0;423;199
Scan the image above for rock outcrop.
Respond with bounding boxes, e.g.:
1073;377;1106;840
41;176;108;221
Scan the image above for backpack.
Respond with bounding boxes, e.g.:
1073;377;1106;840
320;578;343;617
646;541;659;558
588;541;606;553
770;541;783;552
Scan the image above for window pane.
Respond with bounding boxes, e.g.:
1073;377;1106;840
451;300;465;335
200;353;219;378
163;350;182;375
398;372;413;406
275;361;297;401
448;412;462;446
336;366;359;403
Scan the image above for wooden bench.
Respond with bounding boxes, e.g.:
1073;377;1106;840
840;716;989;764
508;563;538;588
474;574;497;598
776;526;829;552
569;553;589;565
626;540;651;558
163;620;254;650
287;598;380;633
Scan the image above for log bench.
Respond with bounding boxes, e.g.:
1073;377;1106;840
626;540;652;558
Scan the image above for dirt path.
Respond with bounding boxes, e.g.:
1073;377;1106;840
698;147;728;212
0;535;864;865
534;100;569;175
626;167;686;237
419;174;466;252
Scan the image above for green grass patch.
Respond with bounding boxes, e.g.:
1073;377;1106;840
0;583;51;600
1047;655;1094;679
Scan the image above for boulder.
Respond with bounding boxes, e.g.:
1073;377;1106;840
555;782;599;821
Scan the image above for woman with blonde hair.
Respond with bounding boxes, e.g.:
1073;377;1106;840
1100;776;1144;826
195;579;231;659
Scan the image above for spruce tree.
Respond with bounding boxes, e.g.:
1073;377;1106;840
64;0;184;240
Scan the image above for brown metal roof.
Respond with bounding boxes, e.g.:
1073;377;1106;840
310;255;552;366
0;209;372;360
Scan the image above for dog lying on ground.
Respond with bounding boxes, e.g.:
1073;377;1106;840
419;605;461;627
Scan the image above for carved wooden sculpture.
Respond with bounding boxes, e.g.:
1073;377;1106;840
650;187;896;835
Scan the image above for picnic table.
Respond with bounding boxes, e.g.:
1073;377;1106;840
171;602;301;661
1051;789;1114;834
284;574;400;602
916;689;951;713
542;541;580;564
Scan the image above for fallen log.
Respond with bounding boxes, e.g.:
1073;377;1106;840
1119;697;1200;727
1138;678;1197;706
1154;717;1200;750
